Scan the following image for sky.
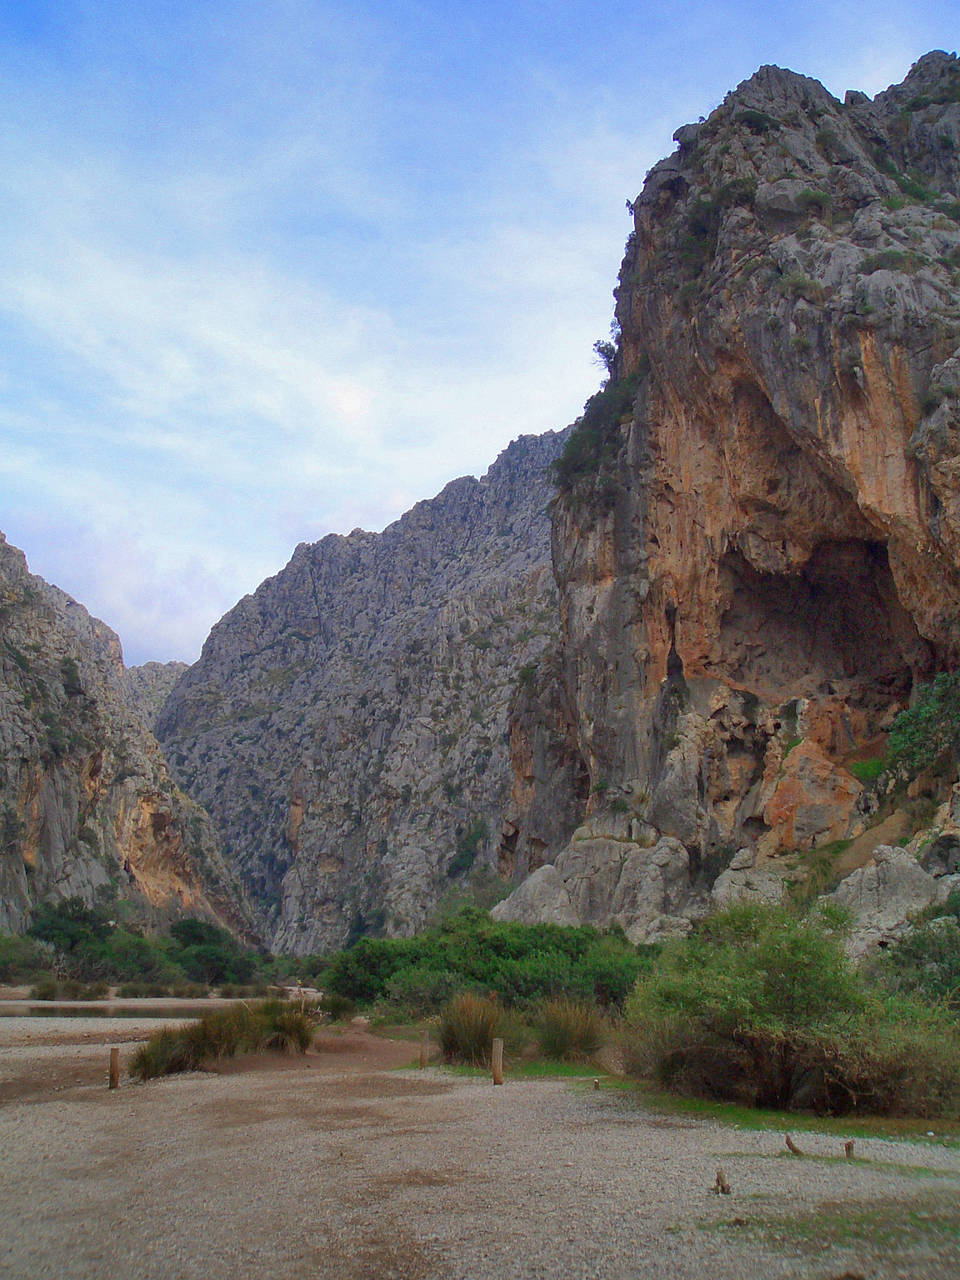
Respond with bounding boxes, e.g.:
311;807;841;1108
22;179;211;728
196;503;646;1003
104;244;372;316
0;1;956;664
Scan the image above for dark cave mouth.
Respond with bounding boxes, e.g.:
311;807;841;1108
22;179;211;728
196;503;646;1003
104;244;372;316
714;538;931;715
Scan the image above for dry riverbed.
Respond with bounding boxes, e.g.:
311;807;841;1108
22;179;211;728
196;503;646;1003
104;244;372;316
1;1010;959;1279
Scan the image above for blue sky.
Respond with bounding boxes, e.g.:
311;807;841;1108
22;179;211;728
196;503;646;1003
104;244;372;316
0;1;955;664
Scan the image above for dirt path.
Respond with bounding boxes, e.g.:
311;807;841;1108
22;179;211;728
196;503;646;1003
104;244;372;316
1;1016;959;1279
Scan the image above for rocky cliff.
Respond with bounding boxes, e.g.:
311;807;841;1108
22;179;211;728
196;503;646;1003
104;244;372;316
0;533;253;937
123;661;189;727
495;52;960;939
156;432;571;952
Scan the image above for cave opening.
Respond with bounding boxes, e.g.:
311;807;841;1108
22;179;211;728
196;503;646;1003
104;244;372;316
714;539;932;720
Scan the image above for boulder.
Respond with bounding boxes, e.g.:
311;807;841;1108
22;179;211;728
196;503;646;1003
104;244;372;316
824;845;949;957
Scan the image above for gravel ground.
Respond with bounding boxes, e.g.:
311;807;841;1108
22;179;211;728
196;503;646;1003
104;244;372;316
1;1016;959;1279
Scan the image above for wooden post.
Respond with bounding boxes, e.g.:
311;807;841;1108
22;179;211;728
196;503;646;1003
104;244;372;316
419;1030;429;1069
491;1037;504;1086
109;1046;120;1090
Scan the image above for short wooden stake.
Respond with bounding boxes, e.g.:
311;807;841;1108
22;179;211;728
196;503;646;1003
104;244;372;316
109;1046;120;1090
844;1139;855;1159
419;1030;429;1069
491;1037;504;1086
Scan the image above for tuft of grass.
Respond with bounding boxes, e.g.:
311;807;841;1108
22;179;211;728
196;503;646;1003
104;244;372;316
129;999;315;1080
439;993;513;1066
534;997;607;1061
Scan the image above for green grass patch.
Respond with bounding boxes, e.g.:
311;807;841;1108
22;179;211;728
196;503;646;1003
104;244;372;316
631;1084;960;1145
850;757;884;784
711;1192;960;1253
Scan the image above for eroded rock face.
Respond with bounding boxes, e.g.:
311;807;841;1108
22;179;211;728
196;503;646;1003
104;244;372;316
0;533;252;936
496;52;960;939
157;433;572;952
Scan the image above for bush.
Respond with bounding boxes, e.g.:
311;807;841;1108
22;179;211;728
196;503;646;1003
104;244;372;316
129;999;315;1080
622;903;960;1116
117;981;171;998
439;994;509;1066
218;983;274;998
384;966;461;1017
0;930;50;982
534;998;606;1061
30;977;107;1000
318;992;356;1021
871;914;960;1009
888;672;960;777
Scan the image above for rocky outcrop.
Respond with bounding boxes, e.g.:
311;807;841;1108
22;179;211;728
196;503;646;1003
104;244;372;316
0;533;253;937
496;53;960;939
157;432;571;952
825;845;952;956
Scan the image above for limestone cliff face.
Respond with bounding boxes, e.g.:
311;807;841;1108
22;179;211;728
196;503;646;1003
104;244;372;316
496;52;960;938
123;661;189;727
156;432;570;952
0;533;253;937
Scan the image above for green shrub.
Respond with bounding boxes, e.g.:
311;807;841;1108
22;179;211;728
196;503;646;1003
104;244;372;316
318;992;356;1021
169;981;209;999
735;108;780;133
871;915;960;1009
129;1026;203;1079
321;907;646;1011
30;977;108;1000
117;981;171;998
551;373;641;492
0;930;49;982
622;903;960;1116
888;672;960;776
439;993;509;1066
384;966;461;1017
534;998;606;1061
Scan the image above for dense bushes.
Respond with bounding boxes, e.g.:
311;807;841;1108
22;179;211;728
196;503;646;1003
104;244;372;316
24;898;262;989
622;902;960;1116
319;907;652;1013
129;999;315;1080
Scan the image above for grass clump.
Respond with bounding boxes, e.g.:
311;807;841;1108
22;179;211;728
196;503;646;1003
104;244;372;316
534;997;606;1061
129;999;315;1080
439;993;512;1066
622;902;960;1117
